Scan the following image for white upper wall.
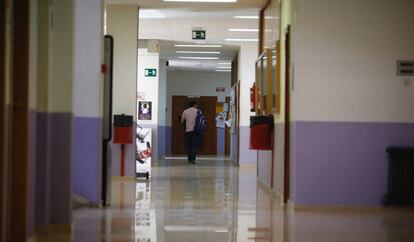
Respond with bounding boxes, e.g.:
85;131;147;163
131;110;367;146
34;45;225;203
294;0;414;122
107;5;138;120
238;42;258;126
166;70;231;126
137;48;160;125
158;59;168;126
73;0;103;117
48;0;74;113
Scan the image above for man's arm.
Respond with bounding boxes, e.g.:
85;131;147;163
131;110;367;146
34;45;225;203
180;112;185;123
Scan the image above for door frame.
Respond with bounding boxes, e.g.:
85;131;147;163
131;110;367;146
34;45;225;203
0;0;7;240
283;25;291;204
10;0;30;240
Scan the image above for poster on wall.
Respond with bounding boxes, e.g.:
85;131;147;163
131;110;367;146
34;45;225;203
136;125;152;179
138;101;152;120
215;112;226;128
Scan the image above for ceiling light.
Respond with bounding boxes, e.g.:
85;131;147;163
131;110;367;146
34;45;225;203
174;44;222;48
215;69;231;72
228;28;259;32
218;62;231;65
178;56;219;60
176;51;220;54
216;66;231;69
225;38;258;42
164;0;236;2
139;9;167;19
233;16;259;19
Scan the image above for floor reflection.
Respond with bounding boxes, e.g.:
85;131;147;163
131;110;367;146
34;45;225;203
64;157;414;242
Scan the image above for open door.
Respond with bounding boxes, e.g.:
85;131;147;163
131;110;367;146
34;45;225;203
102;35;114;206
171;96;217;155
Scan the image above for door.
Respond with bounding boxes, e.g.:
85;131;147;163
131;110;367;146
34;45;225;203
172;96;217;155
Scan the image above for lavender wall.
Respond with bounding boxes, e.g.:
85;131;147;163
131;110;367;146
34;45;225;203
72;117;102;204
48;113;72;224
293;121;414;206
35;112;49;228
239;126;257;164
165;126;172;155
230;132;238;164
157;125;166;157
217;128;225;156
28;110;37;235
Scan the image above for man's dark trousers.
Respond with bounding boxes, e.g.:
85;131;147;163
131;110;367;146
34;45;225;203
185;131;200;162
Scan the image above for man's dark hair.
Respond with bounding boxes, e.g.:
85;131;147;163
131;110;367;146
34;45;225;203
188;101;197;108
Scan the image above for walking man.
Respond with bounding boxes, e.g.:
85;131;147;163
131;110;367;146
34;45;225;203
180;101;201;164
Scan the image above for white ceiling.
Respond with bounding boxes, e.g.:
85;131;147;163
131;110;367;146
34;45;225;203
106;0;264;71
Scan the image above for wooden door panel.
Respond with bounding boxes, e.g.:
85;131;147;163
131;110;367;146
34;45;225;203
171;96;217;155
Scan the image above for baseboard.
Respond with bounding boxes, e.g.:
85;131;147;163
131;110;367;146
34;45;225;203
27;235;37;242
112;175;136;181
291;204;384;213
35;226;49;235
257;179;285;207
73;193;101;209
48;223;73;233
239;163;256;169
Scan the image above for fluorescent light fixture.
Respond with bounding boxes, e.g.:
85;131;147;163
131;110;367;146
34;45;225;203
178;56;219;60
228;28;259;32
139;9;167;19
164;0;236;2
215;69;231;72
218;62;231;65
216;66;231;69
174;44;222;48
214;229;229;233
233;15;259;19
225;38;258;42
176;51;220;54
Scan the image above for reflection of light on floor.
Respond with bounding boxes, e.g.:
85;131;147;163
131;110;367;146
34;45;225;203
164;156;231;161
135;181;157;242
164;225;229;232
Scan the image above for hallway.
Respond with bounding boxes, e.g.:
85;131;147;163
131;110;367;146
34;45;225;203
41;158;414;242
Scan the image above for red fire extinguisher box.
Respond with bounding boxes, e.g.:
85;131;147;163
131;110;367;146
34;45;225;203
113;114;133;144
250;115;274;150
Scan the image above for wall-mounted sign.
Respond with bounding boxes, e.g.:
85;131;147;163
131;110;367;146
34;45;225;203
145;68;157;77
192;30;206;40
397;60;414;76
216;87;225;92
138;101;152;120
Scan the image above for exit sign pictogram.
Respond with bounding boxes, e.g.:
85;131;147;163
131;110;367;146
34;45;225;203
192;30;206;40
145;69;157;77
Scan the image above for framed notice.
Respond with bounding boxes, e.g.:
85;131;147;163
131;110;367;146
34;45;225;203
138;101;152;120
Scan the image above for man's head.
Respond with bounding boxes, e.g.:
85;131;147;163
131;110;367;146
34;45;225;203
188;101;197;108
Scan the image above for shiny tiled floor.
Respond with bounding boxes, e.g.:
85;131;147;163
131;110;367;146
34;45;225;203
43;157;414;242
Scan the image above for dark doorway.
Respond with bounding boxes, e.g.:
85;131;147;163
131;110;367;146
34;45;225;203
172;96;217;155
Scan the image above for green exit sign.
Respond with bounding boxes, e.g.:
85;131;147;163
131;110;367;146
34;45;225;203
192;30;206;40
145;68;157;77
